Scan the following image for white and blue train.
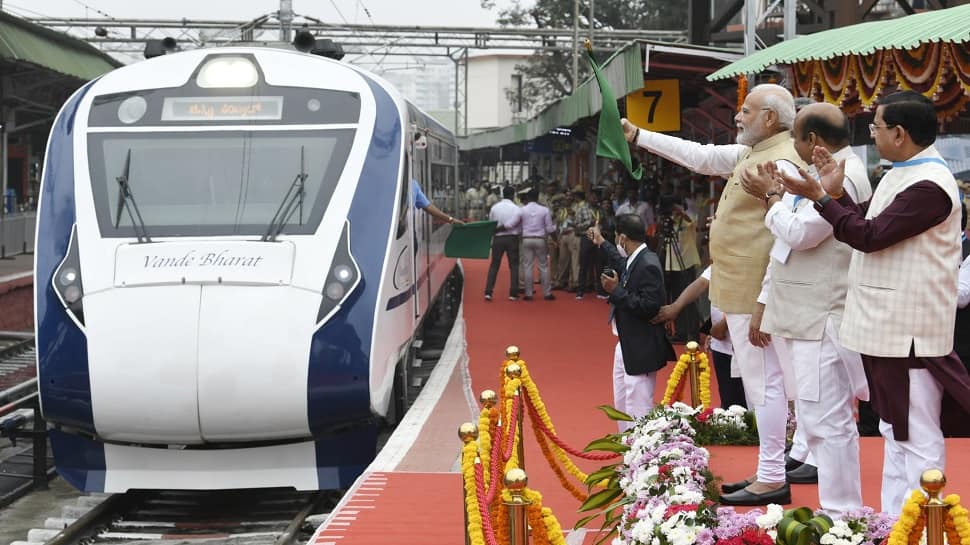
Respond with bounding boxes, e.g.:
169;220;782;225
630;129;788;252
35;47;460;492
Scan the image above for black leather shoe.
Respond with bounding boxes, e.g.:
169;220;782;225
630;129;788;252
785;454;804;472
786;463;818;484
720;478;753;494
720;484;792;506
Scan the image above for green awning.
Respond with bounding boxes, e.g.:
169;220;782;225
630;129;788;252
460;40;740;151
708;4;970;81
0;11;121;81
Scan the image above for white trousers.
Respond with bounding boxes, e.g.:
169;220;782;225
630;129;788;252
612;342;657;432
726;313;789;483
778;322;863;516
788;426;816;466
879;368;945;516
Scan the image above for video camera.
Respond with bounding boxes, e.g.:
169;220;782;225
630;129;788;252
656;196;681;238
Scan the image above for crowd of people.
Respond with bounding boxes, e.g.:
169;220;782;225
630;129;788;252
455;86;970;518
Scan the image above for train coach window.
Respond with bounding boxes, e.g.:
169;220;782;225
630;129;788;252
87;130;354;237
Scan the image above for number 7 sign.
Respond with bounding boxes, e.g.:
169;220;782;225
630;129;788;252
626;79;680;133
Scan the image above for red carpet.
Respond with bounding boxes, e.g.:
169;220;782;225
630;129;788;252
460;258;970;527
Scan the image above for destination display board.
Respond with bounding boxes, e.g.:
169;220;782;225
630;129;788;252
161;96;284;122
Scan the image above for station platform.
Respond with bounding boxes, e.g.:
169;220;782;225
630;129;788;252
310;258;970;544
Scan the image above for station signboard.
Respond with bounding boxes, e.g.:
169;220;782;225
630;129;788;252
626;79;681;133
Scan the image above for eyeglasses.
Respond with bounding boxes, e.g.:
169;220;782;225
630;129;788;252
868;123;897;134
739;107;772;115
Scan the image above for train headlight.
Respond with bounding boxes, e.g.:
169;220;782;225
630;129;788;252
58;267;79;286
324;282;345;301
117;96;147;124
334;265;354;283
196;56;259;88
316;221;361;326
63;285;83;304
53;225;86;326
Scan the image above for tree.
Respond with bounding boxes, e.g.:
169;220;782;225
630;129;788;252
485;0;687;114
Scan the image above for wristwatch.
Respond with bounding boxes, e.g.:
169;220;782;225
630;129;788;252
764;191;781;202
815;194;832;206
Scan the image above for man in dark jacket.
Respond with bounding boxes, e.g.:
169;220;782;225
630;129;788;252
591;213;675;431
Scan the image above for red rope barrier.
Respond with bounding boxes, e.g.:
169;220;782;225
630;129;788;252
502;395;521;462
485;415;504;505
523;390;620;461
474;461;500;545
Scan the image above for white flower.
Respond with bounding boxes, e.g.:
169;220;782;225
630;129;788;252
671;402;697;416
631;519;655;543
756;504;784;529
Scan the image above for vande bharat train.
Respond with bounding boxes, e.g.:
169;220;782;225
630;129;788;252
35;46;461;492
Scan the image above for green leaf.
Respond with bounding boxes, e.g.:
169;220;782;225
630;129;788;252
578;487;623;512
592;526;618;545
584;466;619;487
583;438;629;453
574;513;601;530
597;405;634;421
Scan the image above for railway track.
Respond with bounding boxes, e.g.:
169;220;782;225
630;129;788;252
6;272;463;545
0;333;36;391
34;489;341;545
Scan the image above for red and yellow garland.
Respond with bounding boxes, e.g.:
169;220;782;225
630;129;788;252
661;350;712;409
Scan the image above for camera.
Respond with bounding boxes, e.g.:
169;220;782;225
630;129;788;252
602;267;617;278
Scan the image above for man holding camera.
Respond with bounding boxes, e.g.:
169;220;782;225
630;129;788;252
590;214;675;431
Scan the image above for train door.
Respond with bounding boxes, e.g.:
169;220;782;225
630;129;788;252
411;127;431;320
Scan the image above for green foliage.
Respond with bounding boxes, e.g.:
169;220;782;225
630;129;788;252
692;419;760;446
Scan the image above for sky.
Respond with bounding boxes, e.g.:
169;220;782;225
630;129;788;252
11;0;514;27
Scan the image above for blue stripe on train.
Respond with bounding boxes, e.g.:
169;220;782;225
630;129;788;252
309;73;402;487
38;82;108;491
37;83;99;435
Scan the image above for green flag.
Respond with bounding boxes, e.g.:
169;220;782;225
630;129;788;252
585;46;642;181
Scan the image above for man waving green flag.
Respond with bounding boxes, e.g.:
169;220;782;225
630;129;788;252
585;40;642;181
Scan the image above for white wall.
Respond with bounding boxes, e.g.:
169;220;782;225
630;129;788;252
467;54;528;132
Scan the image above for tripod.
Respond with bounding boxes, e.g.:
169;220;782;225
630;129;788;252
657;216;698;342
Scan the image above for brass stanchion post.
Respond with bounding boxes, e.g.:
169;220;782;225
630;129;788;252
685;341;701;407
504;468;531;545
505;361;525;470
922;469;947;545
459;422;479;545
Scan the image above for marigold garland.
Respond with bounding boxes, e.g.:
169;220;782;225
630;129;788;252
661;351;712;409
497;488;567;545
737;75;748;112
944;494;970;545
889;490;928;545
478;407;495;490
462;442;487;545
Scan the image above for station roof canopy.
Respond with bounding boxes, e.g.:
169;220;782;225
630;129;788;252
0;11;121;81
708;3;970;81
459;40;741;151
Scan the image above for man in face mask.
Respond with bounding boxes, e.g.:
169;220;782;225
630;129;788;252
589;214;675;431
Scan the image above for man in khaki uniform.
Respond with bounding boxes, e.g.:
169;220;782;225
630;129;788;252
622;83;804;505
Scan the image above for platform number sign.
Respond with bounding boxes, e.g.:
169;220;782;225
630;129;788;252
626;79;680;133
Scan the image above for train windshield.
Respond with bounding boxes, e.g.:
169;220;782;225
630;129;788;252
86;129;354;237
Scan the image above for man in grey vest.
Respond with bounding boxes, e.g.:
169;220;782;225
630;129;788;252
779;91;970;515
739;103;871;516
622;83;804;505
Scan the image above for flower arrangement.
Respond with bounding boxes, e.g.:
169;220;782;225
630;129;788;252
668;402;759;447
577;405;899;545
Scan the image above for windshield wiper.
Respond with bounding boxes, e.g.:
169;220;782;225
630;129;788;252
114;148;152;243
262;146;308;242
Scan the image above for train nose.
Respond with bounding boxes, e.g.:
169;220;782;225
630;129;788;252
196;285;317;442
85;241;314;445
85;285;206;443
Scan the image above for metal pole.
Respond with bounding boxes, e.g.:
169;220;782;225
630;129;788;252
744;0;758;56
453;53;460;138
921;470;947;545
279;0;293;42
504;469;531;545
686;341;701;407
31;398;47;490
783;0;796;40
572;0;579;92
588;0;594;46
463;48;469;137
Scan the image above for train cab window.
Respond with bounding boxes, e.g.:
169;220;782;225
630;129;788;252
87;130;354;237
395;159;410;240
